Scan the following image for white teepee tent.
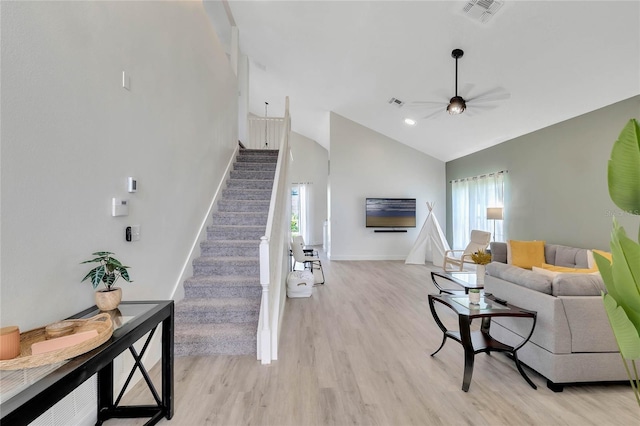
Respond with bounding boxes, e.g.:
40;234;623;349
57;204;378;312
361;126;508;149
405;202;451;266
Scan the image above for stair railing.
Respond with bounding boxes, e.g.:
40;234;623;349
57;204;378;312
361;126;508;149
248;115;284;150
257;97;291;364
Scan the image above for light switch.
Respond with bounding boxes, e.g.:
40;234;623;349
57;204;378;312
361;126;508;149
122;71;130;91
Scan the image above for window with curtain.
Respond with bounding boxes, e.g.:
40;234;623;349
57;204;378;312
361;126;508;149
291;182;313;244
451;171;505;249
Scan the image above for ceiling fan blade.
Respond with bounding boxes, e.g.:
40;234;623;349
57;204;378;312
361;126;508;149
459;82;475;97
422;109;445;120
470;104;498;111
408;100;448;107
467;87;511;103
464;103;500;117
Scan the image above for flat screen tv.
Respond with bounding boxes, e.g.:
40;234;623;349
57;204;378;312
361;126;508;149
366;198;416;228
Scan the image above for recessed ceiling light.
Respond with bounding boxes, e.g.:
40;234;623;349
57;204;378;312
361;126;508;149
404;118;416;126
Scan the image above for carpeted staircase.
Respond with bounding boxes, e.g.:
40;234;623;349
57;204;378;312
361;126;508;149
175;149;278;356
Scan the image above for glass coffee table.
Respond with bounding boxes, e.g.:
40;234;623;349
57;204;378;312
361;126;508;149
428;293;537;392
431;271;483;294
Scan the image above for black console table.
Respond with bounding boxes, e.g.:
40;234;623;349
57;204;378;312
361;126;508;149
0;300;174;425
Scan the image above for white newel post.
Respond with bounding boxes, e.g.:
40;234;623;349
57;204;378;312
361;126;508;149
259;236;272;364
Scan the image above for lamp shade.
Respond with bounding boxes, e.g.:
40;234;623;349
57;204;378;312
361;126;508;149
487;207;504;220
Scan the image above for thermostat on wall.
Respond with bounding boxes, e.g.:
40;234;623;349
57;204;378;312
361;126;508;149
112;198;129;217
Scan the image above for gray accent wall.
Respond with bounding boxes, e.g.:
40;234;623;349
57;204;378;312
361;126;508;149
446;95;640;251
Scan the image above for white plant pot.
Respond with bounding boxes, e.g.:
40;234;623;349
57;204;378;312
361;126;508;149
469;290;481;305
476;264;486;285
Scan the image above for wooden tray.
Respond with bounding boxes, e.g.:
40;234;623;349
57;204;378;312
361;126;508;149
0;313;113;370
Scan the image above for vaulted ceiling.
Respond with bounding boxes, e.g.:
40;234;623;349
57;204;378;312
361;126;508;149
207;1;640;162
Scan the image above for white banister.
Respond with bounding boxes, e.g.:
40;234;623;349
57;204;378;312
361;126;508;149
257;97;291;364
258;236;271;364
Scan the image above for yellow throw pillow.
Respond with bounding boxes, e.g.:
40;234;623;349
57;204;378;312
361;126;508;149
540;263;599;274
508;240;546;269
593;249;613;266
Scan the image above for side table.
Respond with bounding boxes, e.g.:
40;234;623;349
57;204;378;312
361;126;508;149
428;293;537;392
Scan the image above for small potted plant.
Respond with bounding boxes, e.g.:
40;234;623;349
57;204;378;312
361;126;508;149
471;249;491;285
81;251;132;311
468;288;481;305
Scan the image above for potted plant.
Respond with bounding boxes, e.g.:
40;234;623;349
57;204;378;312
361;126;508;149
471;249;491;284
81;251;132;311
593;118;640;406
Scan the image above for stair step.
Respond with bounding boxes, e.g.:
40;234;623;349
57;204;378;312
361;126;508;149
200;240;260;257
193;256;260;276
217;199;270;213
239;149;279;156
222;188;272;201
230;170;275;180
226;179;274;190
233;162;277;171
236;155;278;163
174;322;257;356
206;225;265;241
211;211;267;226
175;298;260;324
183;275;262;298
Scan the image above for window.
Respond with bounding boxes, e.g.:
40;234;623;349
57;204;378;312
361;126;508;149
451;171;505;249
291;187;300;234
291;183;313;243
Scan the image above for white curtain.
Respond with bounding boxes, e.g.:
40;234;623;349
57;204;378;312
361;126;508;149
292;182;313;244
452;172;505;249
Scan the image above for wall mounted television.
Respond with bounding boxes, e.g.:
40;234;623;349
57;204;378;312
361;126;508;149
366;198;416;228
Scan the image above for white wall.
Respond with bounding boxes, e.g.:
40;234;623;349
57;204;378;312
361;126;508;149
289;132;328;246
1;1;238;330
329;113;445;260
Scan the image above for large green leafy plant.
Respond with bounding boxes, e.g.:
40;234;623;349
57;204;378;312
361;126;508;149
81;251;132;291
593;118;640;406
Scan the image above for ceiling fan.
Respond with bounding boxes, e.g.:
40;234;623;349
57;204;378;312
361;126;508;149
409;49;510;119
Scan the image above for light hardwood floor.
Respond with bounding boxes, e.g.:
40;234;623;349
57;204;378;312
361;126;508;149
114;253;638;425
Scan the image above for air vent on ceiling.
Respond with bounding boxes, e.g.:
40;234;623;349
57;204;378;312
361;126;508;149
388;97;404;108
462;0;504;24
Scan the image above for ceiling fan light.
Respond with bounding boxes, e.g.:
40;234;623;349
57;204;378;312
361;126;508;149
447;96;466;115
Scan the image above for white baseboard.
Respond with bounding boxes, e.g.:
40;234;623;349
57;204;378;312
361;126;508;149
329;255;408;261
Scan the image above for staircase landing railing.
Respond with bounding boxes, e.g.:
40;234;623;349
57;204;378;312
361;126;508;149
248;116;284;150
257;97;291;364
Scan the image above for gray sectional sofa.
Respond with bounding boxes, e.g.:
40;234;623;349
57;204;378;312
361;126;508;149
483;242;628;391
